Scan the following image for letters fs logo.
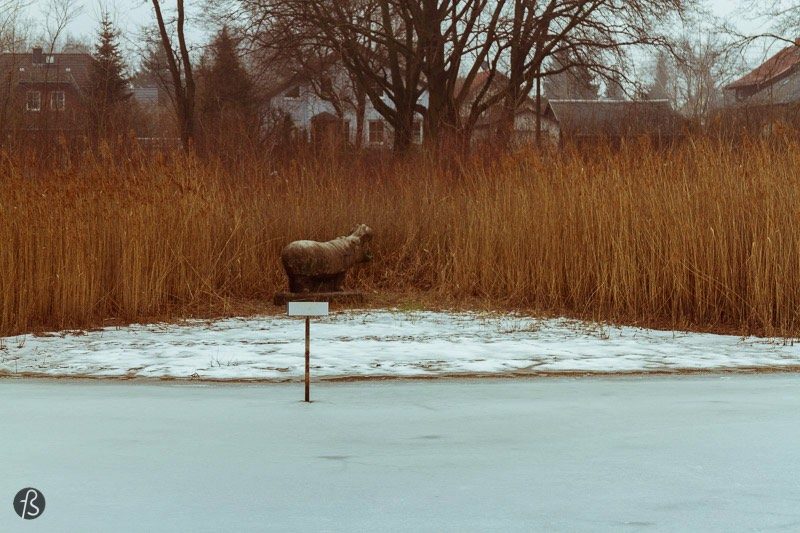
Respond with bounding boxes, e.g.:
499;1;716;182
13;488;45;520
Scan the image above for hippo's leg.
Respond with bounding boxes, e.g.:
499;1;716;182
331;272;347;291
304;273;345;292
318;272;346;292
289;275;313;293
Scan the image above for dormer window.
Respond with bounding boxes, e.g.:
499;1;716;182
286;86;300;98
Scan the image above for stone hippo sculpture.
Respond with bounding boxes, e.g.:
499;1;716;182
280;224;373;293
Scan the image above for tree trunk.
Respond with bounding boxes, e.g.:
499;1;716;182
354;89;366;150
151;0;195;152
392;111;414;154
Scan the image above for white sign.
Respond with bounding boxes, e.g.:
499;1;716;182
287;302;329;317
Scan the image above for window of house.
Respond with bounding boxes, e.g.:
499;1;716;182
368;120;384;144
413;120;423;144
50;91;65;111
285;85;300;98
343;120;351;142
26;90;41;111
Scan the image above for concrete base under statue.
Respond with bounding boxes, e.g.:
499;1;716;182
273;291;366;306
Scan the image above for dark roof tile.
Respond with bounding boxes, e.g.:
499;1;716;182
0;51;93;92
546;99;682;138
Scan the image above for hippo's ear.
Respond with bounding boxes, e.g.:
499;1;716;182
350;224;373;241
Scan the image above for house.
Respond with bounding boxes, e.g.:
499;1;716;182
718;42;800;135
472;98;560;146
542;99;684;145
132;85;160;106
266;61;424;148
0;47;93;134
453;69;557;146
724;43;800;105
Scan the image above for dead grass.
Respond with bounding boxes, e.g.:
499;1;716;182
2;138;800;337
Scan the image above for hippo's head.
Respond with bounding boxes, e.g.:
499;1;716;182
350;224;374;262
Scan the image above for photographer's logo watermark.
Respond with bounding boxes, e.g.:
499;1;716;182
13;488;45;520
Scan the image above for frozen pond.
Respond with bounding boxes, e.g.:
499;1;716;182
2;376;800;531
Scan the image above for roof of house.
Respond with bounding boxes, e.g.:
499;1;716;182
545;99;682;138
726;43;800;91
454;69;495;97
475;97;551;128
0;51;93;92
132;86;159;106
262;53;340;101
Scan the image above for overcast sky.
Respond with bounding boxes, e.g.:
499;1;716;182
35;0;785;71
60;0;763;40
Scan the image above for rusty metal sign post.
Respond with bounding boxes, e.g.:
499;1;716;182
287;302;329;402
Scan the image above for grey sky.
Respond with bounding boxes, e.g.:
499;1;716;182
63;0;759;41
36;0;786;72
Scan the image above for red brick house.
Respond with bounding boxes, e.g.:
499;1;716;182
0;47;94;135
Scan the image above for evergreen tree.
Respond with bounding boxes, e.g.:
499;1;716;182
198;26;259;148
136;35;175;105
88;13;131;137
604;74;625;100
648;52;674;101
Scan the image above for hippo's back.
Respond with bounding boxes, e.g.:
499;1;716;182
281;238;355;276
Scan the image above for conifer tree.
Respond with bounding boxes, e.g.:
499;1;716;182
648;52;674;101
88;13;131;138
199;26;259;148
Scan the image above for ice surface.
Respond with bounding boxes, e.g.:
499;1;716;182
2;377;800;532
1;310;800;379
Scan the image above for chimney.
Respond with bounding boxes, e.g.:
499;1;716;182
32;47;43;64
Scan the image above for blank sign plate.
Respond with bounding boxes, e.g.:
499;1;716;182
287;302;329;317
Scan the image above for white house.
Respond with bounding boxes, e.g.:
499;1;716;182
266;63;425;148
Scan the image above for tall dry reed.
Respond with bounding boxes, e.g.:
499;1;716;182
2;139;800;337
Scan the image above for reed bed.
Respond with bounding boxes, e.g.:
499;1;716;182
1;139;800;337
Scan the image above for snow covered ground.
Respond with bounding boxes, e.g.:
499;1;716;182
1;311;800;380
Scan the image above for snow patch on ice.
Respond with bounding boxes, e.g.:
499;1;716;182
1;310;799;379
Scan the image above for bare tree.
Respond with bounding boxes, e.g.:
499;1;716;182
233;0;511;153
293;0;427;153
494;0;694;148
229;0;691;153
542;50;600;100
151;0;197;150
0;0;27;132
739;1;800;45
0;0;25;52
252;33;369;148
670;34;742;121
42;0;81;55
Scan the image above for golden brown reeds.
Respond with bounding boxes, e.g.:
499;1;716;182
2;137;800;337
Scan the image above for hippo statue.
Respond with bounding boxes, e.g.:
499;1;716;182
280;224;373;293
